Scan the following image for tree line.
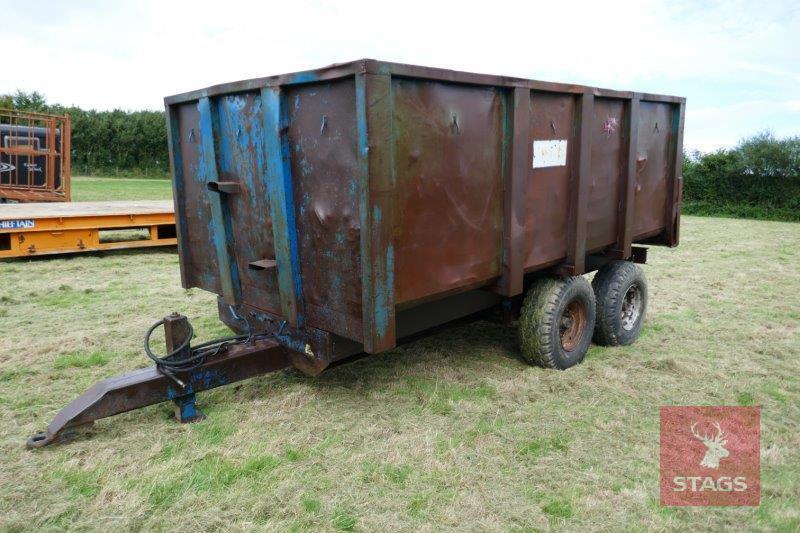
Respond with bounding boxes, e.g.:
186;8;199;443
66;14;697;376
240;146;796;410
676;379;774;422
1;90;169;177
3;90;797;220
683;132;800;222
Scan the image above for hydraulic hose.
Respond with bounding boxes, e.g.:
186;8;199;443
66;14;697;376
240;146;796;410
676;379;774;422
143;306;254;377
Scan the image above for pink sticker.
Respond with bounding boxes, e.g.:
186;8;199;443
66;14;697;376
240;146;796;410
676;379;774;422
602;117;618;135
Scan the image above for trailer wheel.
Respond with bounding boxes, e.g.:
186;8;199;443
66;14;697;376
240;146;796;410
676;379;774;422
591;261;648;346
518;276;596;370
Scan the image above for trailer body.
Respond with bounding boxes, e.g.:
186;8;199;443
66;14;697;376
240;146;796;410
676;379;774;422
164;59;684;367
0;109;71;202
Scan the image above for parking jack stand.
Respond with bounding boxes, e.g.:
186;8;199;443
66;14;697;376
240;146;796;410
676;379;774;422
162;313;206;423
173;392;206;423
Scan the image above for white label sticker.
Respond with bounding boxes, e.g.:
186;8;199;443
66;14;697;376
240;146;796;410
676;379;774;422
532;139;568;168
0;219;35;230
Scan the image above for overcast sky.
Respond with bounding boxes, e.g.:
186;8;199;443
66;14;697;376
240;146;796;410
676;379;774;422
2;0;798;152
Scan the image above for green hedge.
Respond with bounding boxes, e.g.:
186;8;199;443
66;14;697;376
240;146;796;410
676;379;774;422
1;90;169;178
683;132;800;222
4;92;800;219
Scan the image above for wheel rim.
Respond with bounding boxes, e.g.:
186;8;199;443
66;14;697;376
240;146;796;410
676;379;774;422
559;300;587;351
620;283;643;331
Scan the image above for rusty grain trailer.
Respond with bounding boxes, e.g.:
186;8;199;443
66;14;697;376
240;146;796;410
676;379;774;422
27;60;684;447
166;59;683;370
0;108;71;203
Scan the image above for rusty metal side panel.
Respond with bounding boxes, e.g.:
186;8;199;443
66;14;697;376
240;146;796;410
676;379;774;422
286;79;363;340
392;79;504;305
215;93;281;314
524;91;578;269
633;101;672;238
586;98;625;251
174;102;221;294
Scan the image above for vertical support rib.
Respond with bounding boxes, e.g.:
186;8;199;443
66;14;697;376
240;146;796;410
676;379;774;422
564;91;594;275
497;86;529;296
613;94;640;259
165;105;190;288
665;101;685;247
46;117;56;191
262;87;303;326
357;72;396;353
198;96;240;305
62;114;72;201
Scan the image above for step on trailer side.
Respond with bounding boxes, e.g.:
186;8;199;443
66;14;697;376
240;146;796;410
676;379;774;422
27;60;684;446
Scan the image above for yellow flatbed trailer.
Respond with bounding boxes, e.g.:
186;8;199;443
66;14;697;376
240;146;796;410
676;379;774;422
0;201;176;259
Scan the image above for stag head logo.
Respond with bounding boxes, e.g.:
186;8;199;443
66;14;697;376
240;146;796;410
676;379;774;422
661;406;760;506
690;421;729;469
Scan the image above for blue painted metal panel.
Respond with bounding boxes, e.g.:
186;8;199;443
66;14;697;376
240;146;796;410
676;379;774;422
197;96;241;304
285;80;363;340
166;107;190;288
261;87;303;326
285;71;320;86
214;94;283;313
374;238;394;336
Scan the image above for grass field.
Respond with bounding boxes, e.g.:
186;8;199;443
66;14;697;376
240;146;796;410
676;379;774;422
70;176;173;202
1;178;798;530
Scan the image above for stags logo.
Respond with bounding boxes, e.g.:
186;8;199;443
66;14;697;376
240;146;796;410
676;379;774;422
691;421;729;468
661;406;760;506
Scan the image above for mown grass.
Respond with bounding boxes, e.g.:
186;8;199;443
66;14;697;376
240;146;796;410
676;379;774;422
70;175;173;202
0;195;798;529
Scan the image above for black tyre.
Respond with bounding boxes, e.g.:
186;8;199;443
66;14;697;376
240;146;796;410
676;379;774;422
591;261;648;346
518;276;596;370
